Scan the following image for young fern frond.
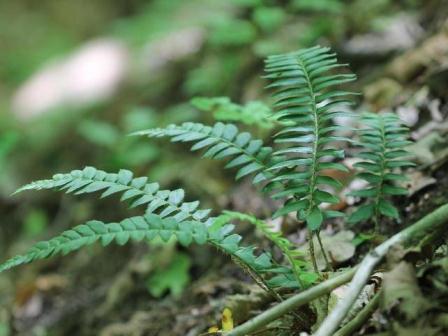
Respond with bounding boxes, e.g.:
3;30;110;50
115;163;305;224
348;112;414;227
264;46;357;231
134;122;272;183
217;210;318;288
16;166;211;221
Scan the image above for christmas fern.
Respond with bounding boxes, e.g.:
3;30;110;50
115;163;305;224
264;46;356;230
348;112;414;228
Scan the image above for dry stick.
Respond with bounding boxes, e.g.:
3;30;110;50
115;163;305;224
224;268;356;336
224;203;448;336
333;291;380;336
315;203;448;336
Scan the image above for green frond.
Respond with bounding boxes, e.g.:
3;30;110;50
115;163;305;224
348;112;415;225
0;214;209;273
0;210;287;296
134;122;272;183
15;167;211;222
264;46;357;230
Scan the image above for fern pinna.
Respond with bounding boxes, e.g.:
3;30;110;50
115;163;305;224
348;112;414;228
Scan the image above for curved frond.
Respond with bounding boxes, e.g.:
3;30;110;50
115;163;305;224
264;46;357;230
15;167;211;222
134;122;272;183
348;112;414;225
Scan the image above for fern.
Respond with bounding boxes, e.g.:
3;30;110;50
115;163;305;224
348;112;414;227
134;122;273;183
264;46;357;231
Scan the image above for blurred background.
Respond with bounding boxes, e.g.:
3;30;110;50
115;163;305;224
0;0;447;335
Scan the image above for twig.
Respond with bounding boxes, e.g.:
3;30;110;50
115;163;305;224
223;268;356;336
314;203;448;336
333;291;380;336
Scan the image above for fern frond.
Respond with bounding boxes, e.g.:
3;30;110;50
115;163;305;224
0;211;289;294
134;122;273;182
15;167;211;221
264;46;357;230
0;214;209;273
217;210;317;288
348;112;414;225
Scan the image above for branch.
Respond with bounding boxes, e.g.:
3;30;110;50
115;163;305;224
315;203;448;336
223;268;356;336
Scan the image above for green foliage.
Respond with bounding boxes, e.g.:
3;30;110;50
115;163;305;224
191;97;275;129
134;122;272;182
0;46;415;304
23;209;48;237
146;252;191;298
263;46;357;231
348;112;414;225
252;7;286;32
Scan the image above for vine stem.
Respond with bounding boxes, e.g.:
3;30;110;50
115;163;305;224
224;203;448;336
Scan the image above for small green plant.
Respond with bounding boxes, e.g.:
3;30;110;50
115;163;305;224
348;112;414;229
0;46;413;310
